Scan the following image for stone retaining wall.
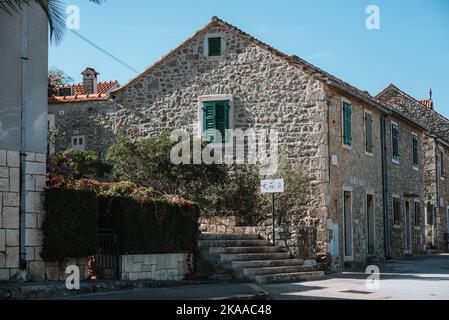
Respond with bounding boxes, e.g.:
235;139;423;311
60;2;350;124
120;253;188;281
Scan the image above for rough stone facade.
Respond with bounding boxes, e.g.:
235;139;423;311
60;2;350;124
384;115;425;257
48;100;117;158
377;85;449;253
325;89;385;268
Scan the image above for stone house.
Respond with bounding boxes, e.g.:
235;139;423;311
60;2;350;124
96;16;437;268
377;84;449;252
48;68;119;157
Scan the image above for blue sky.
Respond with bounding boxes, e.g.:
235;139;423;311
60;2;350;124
50;0;449;116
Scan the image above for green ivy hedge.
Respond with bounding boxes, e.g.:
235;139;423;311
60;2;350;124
42;183;200;261
42;188;99;262
99;196;200;255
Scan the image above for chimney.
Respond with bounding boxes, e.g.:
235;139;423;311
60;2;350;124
419;89;434;110
81;67;99;94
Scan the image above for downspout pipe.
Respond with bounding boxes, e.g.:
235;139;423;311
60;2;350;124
381;114;390;259
19;5;29;269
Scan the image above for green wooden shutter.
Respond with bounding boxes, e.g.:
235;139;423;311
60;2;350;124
392;124;399;160
202;101;230;143
208;37;222;57
203;102;216;142
343;102;352;146
412;135;419;166
215;101;229;143
365;113;373;153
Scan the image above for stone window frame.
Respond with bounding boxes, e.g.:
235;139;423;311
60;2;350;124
364;109;374;157
203;33;226;59
411;132;419;172
197;94;235;142
391;121;400;165
392;195;402;228
342;186;354;262
341;98;352;151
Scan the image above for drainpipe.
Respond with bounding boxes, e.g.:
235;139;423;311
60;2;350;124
434;138;439;248
380;114;390;259
19;6;29;269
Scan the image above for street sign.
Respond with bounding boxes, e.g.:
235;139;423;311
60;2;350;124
261;179;285;194
261;179;285;245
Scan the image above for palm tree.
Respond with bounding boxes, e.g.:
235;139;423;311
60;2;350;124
0;0;103;44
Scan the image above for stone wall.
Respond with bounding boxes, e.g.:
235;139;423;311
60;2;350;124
326;88;385;268
120;254;188;281
0;150;46;282
48;100;117;158
385;115;425;258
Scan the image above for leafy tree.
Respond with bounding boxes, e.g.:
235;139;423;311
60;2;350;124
48;67;74;97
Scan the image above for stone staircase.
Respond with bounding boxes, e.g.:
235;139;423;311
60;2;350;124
198;233;324;285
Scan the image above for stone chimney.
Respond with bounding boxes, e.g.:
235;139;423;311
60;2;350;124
419;89;434;110
81;67;99;94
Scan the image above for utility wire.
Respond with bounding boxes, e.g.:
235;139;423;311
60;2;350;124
70;29;140;74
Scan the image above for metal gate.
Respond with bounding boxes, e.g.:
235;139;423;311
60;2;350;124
91;229;120;280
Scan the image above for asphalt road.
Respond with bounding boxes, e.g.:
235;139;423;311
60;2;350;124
53;254;449;300
262;254;449;300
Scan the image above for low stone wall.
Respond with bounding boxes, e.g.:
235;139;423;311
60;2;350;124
45;257;89;282
120;254;188;281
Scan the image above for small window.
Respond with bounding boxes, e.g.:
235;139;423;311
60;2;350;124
71;135;86;151
365;112;373;153
392;123;399;162
57;87;73;96
414;202;421;227
208;37;222;57
439;150;445;178
412;134;419;167
393;197;401;225
342;102;352;147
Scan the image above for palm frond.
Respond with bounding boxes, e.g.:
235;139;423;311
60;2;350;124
0;0;105;44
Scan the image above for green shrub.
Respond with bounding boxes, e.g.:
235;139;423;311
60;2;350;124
42;188;99;261
99;196;200;255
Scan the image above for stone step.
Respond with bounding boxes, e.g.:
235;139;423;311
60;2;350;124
220;252;291;262
199;233;260;241
209;246;284;255
231;259;305;269
255;271;325;285
243;265;315;279
198;240;271;248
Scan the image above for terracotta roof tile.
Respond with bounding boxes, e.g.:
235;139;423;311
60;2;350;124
49;80;119;104
48;94;110;104
419;100;434;109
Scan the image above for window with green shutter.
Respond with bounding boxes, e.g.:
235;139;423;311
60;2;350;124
202;101;229;143
412;134;419;167
342;102;352;146
392;123;399;161
208;37;222;57
365;112;373;153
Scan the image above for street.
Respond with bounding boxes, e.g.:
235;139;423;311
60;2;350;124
262;254;449;300
54;254;449;300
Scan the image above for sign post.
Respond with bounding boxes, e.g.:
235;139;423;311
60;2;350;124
261;179;285;245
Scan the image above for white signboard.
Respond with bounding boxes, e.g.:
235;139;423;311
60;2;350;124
261;179;285;194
